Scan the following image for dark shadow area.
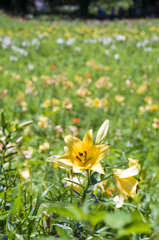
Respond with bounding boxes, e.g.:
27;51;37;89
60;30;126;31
0;0;159;19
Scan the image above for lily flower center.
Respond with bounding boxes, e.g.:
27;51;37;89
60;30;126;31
76;151;88;163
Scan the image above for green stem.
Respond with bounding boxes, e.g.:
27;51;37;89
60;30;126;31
90;173;114;185
81;170;90;205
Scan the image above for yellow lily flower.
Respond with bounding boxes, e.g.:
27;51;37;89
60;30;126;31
113;158;141;208
47;129;110;174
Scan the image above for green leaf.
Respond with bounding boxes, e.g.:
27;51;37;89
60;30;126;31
64;179;85;189
47;202;87;221
0;213;9;220
31;183;54;217
55;226;72;240
119;222;150;236
1;109;5;129
104;211;132;229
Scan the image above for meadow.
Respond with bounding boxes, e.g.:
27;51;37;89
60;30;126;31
0;13;159;239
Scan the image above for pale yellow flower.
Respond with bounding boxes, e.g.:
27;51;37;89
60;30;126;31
38;142;50;153
137;84;147;94
144;96;152;104
63;175;86;194
152;118;159;128
21;170;30;180
113;158;141;208
42;99;51;108
38;115;48;128
52;98;60;105
115;95;125;103
47;130;110;174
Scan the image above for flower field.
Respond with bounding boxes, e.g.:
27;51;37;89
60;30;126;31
0;13;159;239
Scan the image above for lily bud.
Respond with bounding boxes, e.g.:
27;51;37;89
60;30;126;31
95;119;109;144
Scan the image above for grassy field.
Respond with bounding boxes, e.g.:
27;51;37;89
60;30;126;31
0;13;159;239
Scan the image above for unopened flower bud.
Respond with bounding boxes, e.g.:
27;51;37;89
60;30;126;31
95;119;109;144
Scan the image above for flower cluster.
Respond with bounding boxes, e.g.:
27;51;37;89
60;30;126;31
46;120;141;208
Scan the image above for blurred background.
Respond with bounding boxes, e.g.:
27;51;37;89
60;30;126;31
1;0;159;19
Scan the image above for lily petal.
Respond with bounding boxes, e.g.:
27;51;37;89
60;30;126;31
83;129;93;148
120;177;138;197
128;158;141;172
57;154;73;169
64;135;84;157
113;175;125;208
46;155;61;162
113;165;140;179
88;144;110;164
89;162;105;174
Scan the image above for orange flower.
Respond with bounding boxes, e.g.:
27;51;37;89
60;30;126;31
51;65;56;70
72;118;81;123
85;73;91;78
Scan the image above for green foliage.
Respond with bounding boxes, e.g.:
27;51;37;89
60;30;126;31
0;14;159;239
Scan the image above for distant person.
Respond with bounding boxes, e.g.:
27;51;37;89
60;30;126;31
135;7;141;18
118;7;124;19
98;8;107;20
146;4;153;17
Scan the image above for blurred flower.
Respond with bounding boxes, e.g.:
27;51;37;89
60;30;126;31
42;99;51;108
28;64;34;71
32;38;40;46
144;47;152;52
38;115;48;128
52;106;60;113
47;129;110;174
38;142;50;153
66;38;75;45
22;146;33;159
21;170;30;180
74;46;81;51
105;66;110;71
93;98;102;107
126;79;135;88
144;96;152;104
114;53;120;60
63;175;86;194
115;95;124;102
116;35;126;41
52;98;60;105
77;87;91;97
113;158;141;208
63;100;73;110
85;73;91;78
10;56;18;61
137;83;147;94
69;126;78;137
104;50;109;56
152;118;159;128
150;104;158;112
20;101;27;111
54;125;63;136
139;106;145;114
106;187;115;196
51;65;56;70
0;66;4;71
74;75;83;84
57;38;64;44
95;76;109;88
72;118;81;123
